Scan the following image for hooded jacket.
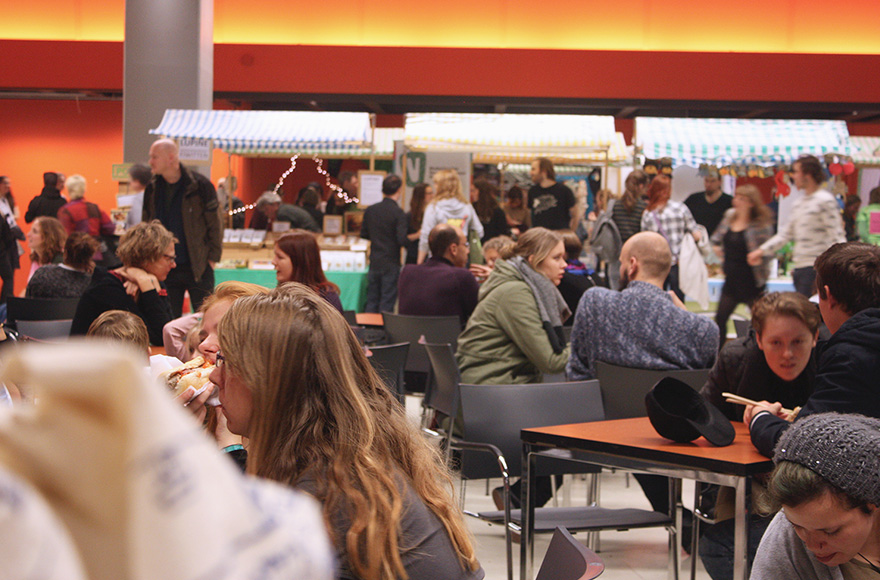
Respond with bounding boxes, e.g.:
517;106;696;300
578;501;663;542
418;198;483;255
24;187;66;223
750;307;880;456
456;259;570;385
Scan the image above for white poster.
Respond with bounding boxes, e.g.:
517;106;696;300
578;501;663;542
357;170;386;208
393;141;472;212
177;137;212;165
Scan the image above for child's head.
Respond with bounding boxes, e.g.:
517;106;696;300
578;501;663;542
87;310;150;356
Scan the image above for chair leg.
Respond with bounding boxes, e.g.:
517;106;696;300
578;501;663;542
690;482;701;580
585;472;601;552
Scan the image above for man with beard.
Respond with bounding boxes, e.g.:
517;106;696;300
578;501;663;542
566;231;718;548
567;231;718;380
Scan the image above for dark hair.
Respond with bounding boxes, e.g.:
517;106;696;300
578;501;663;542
472;179;500;223
382;175;402;196
814;242;880;316
764;460;872;515
428;224;461;257
622;170;649;212
128;163;152;187
845;194;862;212
0;175;14;209
300;188;320;208
409;183;430;231
274;230;339;295
794;155;825;185
63;232;99;272
646;174;672;211
43;172;58;187
296;186;317;205
751;292;822;336
870;187;880;206
338;171;356;189
534;157;556;181
559;229;583;261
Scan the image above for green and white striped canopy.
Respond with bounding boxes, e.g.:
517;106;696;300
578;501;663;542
635;117;853;167
851;136;880;166
150;109;373;156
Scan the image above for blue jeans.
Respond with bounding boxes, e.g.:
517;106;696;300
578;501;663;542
699;514;772;580
365;263;400;313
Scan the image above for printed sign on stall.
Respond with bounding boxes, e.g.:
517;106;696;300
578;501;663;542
178;138;212;165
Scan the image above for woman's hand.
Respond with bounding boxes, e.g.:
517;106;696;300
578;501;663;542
469;263;492;283
692;230;702;242
117;266;160;294
747;249;764;266
175;382;215;425
743;400;784;428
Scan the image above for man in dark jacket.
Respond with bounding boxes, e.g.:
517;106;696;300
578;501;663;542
398;224;478;326
24;172;67;223
142;139;222;316
747;242;880;456
360;175;407;313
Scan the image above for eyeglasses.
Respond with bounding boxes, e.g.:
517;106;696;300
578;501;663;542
216;353;225;368
162;253;177;263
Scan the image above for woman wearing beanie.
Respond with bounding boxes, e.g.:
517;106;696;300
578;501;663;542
751;413;880;579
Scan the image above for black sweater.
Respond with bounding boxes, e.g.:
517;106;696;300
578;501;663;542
70;267;173;346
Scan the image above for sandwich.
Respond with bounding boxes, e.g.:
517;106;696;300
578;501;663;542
161;355;215;398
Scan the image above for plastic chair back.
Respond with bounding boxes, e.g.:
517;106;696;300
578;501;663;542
423;342;461;419
367;342;409;402
458;380;603;481
733;319;751;338
536;527;605;580
382;312;460;375
7;297;80;322
595;362;711;420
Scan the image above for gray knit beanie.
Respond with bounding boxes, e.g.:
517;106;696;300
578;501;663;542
774;412;880;506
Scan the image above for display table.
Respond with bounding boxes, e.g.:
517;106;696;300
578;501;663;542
213;268;369;312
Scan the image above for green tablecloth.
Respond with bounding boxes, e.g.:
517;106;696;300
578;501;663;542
213;268;368;312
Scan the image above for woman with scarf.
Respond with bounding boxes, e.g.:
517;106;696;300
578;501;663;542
456;227;570;511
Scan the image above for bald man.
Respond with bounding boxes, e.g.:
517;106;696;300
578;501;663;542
567;231;718;381
142;139;222;316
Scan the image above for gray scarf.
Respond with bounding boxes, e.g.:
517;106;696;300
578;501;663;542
507;256;570;354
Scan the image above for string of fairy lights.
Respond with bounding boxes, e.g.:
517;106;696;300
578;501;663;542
227;154;359;217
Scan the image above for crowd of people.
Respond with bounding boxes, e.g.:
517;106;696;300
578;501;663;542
3;141;880;580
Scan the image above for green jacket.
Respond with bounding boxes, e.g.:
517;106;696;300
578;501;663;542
857;203;880;246
456;259;570;385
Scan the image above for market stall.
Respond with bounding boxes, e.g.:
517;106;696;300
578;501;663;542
850;136;880;200
149;109;383;310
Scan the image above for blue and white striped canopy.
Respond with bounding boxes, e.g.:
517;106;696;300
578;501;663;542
150;109;373;156
851;136;880;166
635;117;853;167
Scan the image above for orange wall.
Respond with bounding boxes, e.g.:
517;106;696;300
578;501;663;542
0;99;122;295
5;0;880;54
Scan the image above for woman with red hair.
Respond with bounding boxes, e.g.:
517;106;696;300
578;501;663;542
271;230;343;312
640;174;700;300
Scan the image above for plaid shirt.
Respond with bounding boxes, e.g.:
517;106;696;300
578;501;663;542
641;200;698;264
57;198;115;238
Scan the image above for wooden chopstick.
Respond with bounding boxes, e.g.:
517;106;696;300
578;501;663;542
722;392;793;415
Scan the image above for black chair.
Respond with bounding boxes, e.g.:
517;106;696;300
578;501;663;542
6;297;81;340
457;380;673;580
366;342;409;403
382;312;460;393
733;318;751;338
342;310;358;325
594;361;711;421
536;527;605;580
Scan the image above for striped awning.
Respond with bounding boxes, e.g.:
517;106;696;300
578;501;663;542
474;132;631;165
404;113;619;160
851;136;880;166
150;109;372;156
635;117;853;167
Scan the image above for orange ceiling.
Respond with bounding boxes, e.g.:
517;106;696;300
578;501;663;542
4;0;880;54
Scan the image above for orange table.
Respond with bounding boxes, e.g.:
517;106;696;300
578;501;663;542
520;417;773;580
355;312;383;327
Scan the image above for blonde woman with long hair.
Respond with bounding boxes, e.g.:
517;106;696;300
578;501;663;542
210;283;483;580
417;169;483;264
